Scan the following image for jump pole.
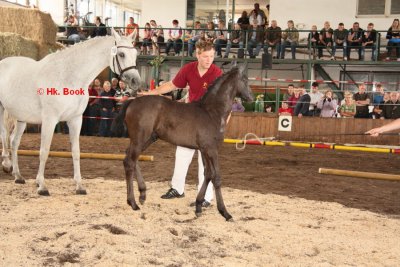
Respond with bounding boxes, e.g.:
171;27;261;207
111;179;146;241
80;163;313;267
13;150;154;161
318;168;400;181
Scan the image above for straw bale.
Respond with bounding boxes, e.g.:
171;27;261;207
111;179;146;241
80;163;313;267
0;32;38;60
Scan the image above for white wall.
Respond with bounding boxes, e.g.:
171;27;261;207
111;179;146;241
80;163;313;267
269;0;398;39
37;0;64;24
140;0;186;29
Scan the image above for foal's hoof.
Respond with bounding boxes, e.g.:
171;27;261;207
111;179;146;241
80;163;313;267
76;189;87;195
14;178;25;184
225;214;233;222
139;197;146;205
38;189;50;196
3;166;13;174
127;200;140;211
195;211;202;218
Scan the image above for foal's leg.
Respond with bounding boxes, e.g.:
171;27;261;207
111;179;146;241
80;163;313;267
10;121;27;184
0;105;12;173
67;116;86;194
123;143;141;210
36;118;58;196
194;152;212;217
136;163;147;205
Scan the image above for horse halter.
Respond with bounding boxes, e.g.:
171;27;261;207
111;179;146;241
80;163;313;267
112;44;138;78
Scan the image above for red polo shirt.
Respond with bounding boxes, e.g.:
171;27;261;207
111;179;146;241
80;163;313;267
172;62;222;102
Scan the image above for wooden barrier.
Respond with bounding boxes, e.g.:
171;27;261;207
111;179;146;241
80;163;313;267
319;168;400;181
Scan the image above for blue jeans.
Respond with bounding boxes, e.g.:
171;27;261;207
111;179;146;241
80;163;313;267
264;42;281;58
360;44;376;61
166;39;183;54
247;39;262;57
215;39;228;56
332;41;347;58
387;41;400;58
68;34;80;43
99;108;113;137
188;38;198;56
347;42;362;59
225;40;243;57
280;41;297;59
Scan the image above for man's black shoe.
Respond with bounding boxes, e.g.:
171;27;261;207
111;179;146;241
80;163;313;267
161;188;185;199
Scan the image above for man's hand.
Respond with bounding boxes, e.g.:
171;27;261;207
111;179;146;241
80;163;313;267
298;113;303;118
365;127;383;137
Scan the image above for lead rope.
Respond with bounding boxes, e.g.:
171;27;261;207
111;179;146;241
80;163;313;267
235;133;276;151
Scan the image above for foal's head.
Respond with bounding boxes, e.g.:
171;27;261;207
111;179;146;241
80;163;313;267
232;64;253;102
110;28;142;91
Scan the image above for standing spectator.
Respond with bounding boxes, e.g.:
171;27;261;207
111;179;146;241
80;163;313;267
81;81;99;136
353;84;371;118
224;23;244;58
317;89;338;118
141;22;152;55
91;16;107;38
371;85;386;119
99;81;115;137
111;78;119;93
166;19;183;55
232;97;245;112
347;22;363;60
283;84;295;101
65;15;80;43
339;91;356;118
150;20;164;56
319;21;334;60
381;92;400;119
294;86;311;118
187;21;203;57
205;21;216;43
249;3;267;27
265;20;282;58
361;23;377;61
247;19;264;58
288;87;301;109
215;20;228;58
237;11;250;30
332;22;348;60
114;80;131;112
308;25;320;59
280;20;299;59
90;78;103;135
309;82;324;116
386;19;400;61
126;17;139;45
278;101;293;116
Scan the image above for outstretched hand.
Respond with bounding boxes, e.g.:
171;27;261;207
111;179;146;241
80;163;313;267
365;127;383;137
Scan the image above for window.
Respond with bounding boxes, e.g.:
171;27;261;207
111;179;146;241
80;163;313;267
340;71;400;92
358;0;400;15
392;0;400;14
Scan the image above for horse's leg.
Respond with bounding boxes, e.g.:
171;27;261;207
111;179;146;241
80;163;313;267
0;105;12;173
123;142;141;210
194;151;212;217
67;116;86;195
36;118;58;196
10;121;27;184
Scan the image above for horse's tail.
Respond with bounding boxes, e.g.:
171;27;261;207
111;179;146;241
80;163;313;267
111;99;133;137
4;109;16;146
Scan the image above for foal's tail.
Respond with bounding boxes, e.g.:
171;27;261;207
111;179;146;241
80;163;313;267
111;100;133;137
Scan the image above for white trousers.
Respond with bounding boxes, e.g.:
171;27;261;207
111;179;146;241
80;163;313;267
171;146;214;202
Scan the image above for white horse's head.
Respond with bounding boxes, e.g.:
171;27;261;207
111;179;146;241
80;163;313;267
110;28;141;91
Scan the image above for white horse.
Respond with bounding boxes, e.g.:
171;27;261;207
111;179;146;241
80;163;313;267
0;29;140;195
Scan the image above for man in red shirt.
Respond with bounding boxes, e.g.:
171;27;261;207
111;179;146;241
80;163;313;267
126;17;139;45
141;40;222;207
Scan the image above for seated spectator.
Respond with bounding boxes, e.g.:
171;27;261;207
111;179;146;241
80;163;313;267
278;101;293;116
288;87;301;109
247;19;264;58
215;20;228;58
126;17;139;45
381;92;400;119
361;23;377;61
265;20;282;58
205;21;217;43
308;82;324;116
319;21;334;60
224;23;244;58
339;91;356;118
385;19;400;61
308;25;320;59
317;89;338;117
280;20;299;59
294;86;311;118
237;10;250;30
141;22;152;55
99;81;115;137
65;15;80;43
232;97;245;112
283;84;295;101
91;16;107;38
166;19;183;55
187;21;203;57
150;20;164;56
332;22;348;60
353;84;371;118
347;22;363;60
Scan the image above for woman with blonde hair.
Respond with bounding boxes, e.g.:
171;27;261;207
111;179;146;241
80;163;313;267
339;91;356;118
386;18;400;61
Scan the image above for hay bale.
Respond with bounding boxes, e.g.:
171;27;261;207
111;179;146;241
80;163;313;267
0;32;38;60
0;7;57;45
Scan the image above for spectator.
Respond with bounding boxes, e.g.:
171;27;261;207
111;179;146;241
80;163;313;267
126;17;139;45
215;20;228;58
224;23;244;58
114;80;131;112
237;11;250;30
265;20;282;58
247;19;264;58
353;84;371;118
166;19;183;55
280;20;299;59
371;85;386;119
278;101;293;116
111;78;119;92
339;91;356;118
91;16;107;38
232;97;245;112
309;82;324;116
317;89;338;117
381;92;400;119
187;21;203;57
319;21;334;60
265;105;274;113
150;20;164;56
141;22;152;55
347;22;363;60
386;19;400;61
288;87;301;109
294;86;311;117
65;15;80;43
205;21;217;43
283;84;295;101
249;3;267;27
361;23;377;61
81;81;99;136
308;25;320;59
332;22;348;60
99;81;115;137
